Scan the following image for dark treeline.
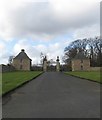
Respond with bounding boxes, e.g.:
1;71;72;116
63;36;102;67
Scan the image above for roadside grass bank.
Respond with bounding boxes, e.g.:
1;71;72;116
65;71;101;83
2;71;43;95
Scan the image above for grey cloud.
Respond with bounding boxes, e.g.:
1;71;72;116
9;1;99;39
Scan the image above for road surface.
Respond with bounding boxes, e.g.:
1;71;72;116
2;72;100;118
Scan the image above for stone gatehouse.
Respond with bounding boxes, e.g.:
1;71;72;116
12;49;32;71
71;52;90;71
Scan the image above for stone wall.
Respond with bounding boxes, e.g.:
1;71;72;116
71;59;101;71
83;59;90;71
71;59;90;71
0;64;15;73
90;67;101;71
31;66;43;71
13;59;31;71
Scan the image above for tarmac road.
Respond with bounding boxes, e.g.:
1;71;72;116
2;72;100;118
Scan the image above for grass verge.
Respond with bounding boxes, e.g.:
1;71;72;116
65;71;101;83
2;71;43;95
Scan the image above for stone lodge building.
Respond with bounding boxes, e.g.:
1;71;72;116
71;52;90;71
12;49;32;71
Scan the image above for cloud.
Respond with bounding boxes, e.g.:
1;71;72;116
13;39;65;64
0;41;11;64
73;24;100;39
0;0;100;64
0;0;100;41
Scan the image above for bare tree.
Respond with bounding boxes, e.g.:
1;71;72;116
8;56;14;65
64;36;102;67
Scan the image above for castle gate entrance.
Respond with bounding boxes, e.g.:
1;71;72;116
43;56;60;72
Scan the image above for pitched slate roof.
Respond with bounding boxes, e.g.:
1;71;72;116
14;49;31;60
73;52;88;60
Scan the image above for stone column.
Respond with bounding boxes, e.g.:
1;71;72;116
43;56;47;72
56;56;60;72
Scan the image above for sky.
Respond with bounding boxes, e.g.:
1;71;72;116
0;0;101;65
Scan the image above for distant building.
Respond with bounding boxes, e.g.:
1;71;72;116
12;49;32;71
71;52;90;71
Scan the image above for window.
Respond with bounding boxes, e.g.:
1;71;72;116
20;65;22;70
81;65;83;70
20;59;22;63
81;59;83;63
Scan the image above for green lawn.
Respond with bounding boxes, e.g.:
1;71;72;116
65;71;101;83
1;71;42;95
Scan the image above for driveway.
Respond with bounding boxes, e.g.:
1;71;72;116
2;72;100;118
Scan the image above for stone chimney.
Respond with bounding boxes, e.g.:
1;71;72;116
21;49;25;52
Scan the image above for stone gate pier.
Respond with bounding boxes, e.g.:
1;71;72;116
56;56;60;72
43;56;60;72
43;56;47;72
